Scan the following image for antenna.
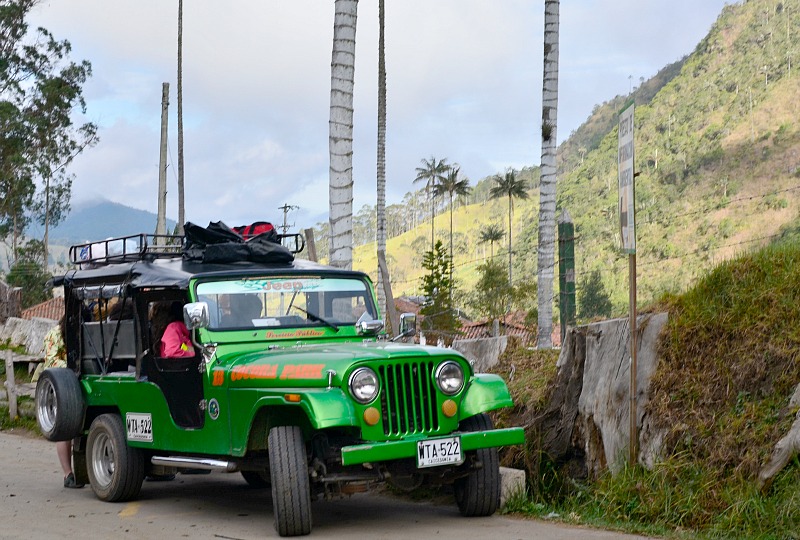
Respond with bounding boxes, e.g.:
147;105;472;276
278;203;299;234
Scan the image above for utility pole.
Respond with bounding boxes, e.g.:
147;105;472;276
176;0;185;235
156;82;169;242
278;203;298;234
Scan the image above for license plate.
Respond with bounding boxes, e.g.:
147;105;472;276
126;412;153;442
416;436;463;468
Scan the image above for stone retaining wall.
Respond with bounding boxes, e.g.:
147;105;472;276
0;316;57;356
451;336;508;373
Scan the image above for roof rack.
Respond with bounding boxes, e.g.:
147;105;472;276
69;232;306;268
69;234;184;266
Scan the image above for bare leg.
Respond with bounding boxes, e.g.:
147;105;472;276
56;440;72;477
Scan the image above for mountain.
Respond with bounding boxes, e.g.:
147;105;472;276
352;0;800;315
28;199;177;247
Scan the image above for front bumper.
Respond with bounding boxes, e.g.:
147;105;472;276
340;427;525;466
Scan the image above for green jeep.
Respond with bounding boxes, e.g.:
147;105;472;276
35;226;524;537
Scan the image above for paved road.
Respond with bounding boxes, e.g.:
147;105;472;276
0;429;653;539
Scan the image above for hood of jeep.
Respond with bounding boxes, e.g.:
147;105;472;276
215;342;458;389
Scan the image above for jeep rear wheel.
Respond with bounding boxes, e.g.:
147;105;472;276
454;413;501;517
35;368;85;442
87;414;145;502
268;425;312;536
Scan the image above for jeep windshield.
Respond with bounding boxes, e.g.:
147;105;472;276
195;275;377;331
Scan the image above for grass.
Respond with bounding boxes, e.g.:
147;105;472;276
493;238;800;538
0;341;40;434
0;402;39;434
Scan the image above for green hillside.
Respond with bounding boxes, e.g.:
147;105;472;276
494;237;800;538
353;0;800;320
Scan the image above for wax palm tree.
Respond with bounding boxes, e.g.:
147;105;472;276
537;0;560;348
375;0;397;332
329;0;358;269
479;223;505;259
433;166;471;295
489;169;528;287
413;156;449;252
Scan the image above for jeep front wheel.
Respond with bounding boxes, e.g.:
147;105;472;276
35;368;85;442
87;414;145;502
268;425;312;536
453;413;501;517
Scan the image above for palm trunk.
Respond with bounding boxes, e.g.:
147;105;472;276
376;0;397;332
329;0;358;269
429;187;435;253
449;198;454;301
507;195;512;285
376;0;386;315
537;0;560;349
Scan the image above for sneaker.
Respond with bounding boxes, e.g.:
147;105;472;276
64;473;85;489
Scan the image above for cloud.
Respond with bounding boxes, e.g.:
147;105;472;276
26;0;730;231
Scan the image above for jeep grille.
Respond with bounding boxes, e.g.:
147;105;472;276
378;361;439;436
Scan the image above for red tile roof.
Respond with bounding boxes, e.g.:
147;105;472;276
394;297;421;315
459;316;562;347
20;297;64;322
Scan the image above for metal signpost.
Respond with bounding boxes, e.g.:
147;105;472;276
618;102;638;464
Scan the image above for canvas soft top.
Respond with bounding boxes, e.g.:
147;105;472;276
60;256;361;291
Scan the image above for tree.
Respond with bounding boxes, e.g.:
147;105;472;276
413;156;449;252
375;0;397;333
5;238;51;308
467;259;537;335
578;269;612;320
329;0;358;269
489;169;528;286
479;223;505;259
467;260;513;324
537;0;560;349
420;240;459;345
433;165;471;298
31;169;71;265
0;0;97;260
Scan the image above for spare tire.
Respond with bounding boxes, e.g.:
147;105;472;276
35;368;86;441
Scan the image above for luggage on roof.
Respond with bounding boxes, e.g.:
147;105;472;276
182;221;294;264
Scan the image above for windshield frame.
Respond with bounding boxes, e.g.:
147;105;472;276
192;273;378;333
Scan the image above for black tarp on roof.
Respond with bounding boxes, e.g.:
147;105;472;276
183;221;294;265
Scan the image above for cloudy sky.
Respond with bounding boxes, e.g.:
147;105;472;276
26;0;732;231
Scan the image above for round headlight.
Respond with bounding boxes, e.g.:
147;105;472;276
435;361;464;395
349;367;379;404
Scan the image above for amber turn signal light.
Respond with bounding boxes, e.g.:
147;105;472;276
441;399;457;418
363;407;381;425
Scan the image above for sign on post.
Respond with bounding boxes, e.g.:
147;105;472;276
618;102;638;465
618;103;636;254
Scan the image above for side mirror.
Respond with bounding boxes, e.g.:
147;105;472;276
184;302;210;330
356;311;384;336
398;313;416;338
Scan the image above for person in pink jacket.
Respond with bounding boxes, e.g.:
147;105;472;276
159;301;195;358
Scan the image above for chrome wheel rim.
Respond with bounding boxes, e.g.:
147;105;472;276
91;431;115;487
36;379;57;432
